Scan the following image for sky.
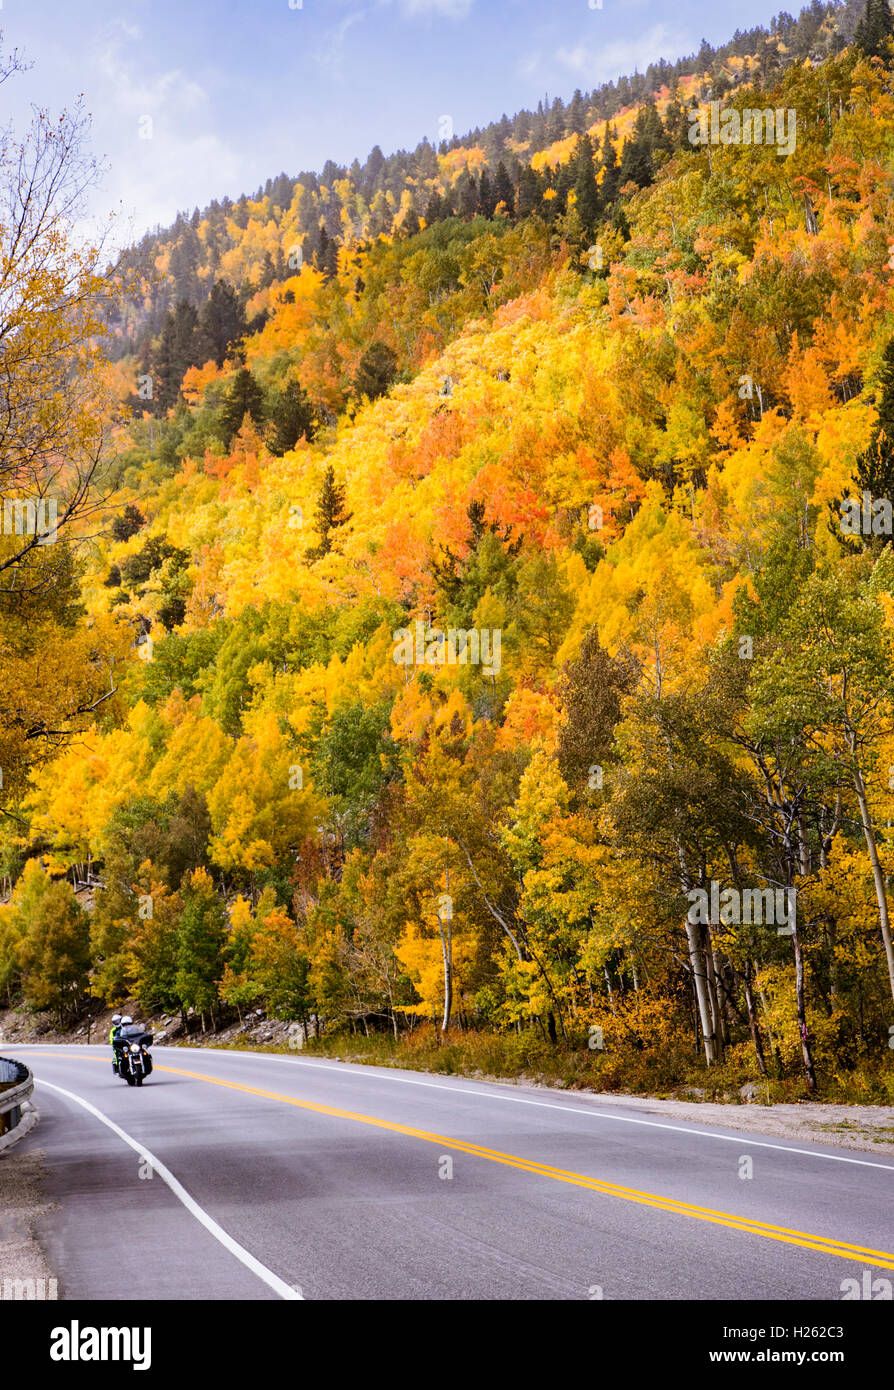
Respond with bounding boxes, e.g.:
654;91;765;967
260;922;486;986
0;0;794;239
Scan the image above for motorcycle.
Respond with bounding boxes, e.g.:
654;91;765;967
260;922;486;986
115;1027;154;1087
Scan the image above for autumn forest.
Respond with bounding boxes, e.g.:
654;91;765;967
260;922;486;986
5;0;894;1104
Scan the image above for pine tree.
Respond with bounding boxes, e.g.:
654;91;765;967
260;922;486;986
829;336;894;547
477;169;497;218
309;464;351;559
354;342;397;401
111;504;146;543
197;280;247;369
220;366;265;445
154;300;199;413
425;190;445;224
268;379;317;456
599;127;621;205
401;206;422;238
458;174;478;219
663;92;691;149
516;164;541;219
548;97;566;142
572;135;601;229
314;225;340;279
493;161;516;217
568;89;587;136
855;0;894;56
855;338;894;486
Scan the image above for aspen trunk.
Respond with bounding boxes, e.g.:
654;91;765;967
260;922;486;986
439;916;452;1033
743;960;768;1077
685;917;719;1064
703;926;728;1050
853;764;894;1009
792;924;817;1093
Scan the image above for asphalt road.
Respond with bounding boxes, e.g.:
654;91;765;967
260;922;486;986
4;1043;894;1300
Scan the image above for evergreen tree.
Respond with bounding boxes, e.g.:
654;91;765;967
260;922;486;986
568;88;588;135
197;280;247;368
663;92;691;149
425;189;445;224
855;0;894;56
830;335;894;546
154;300;199;413
308;464;351;559
354;342;398;401
220;366;265;444
547;97;566;142
456;173;479;219
478;169;497;218
516;164;541;219
493;161;516;217
111;504;146;543
572;135;601;229
268;379;317;455
314;225;340;279
401;206;422;238
599;127;621;205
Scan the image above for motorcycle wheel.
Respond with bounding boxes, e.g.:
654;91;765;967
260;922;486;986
125;1072;136;1086
136;1075;143;1086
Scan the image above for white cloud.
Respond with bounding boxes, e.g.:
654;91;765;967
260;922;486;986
315;10;368;78
556;24;689;82
394;0;474;17
85;24;240;237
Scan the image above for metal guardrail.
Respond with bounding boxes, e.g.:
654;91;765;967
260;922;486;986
0;1058;33;1138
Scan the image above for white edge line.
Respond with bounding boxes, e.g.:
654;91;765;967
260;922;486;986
34;1078;303;1301
19;1044;894;1174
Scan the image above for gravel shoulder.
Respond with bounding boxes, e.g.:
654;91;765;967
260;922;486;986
0;1143;58;1299
505;1080;894;1156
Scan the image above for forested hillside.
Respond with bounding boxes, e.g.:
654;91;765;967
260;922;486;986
5;0;894;1101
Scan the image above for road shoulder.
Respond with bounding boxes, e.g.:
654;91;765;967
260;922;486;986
0;1142;59;1301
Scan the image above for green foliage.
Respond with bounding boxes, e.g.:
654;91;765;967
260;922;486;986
111;505;146;543
175;871;227;1016
197;280;247;368
6;864;91;1025
855;0;894;56
354;342;398;401
308;464;351;559
311;698;399;849
219;366;265;444
267;378;317;454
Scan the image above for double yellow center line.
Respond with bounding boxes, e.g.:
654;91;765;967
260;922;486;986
155;1062;894;1270
30;1051;894;1269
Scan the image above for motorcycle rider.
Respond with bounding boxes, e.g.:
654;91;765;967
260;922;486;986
114;1016;152;1083
110;1014;123;1074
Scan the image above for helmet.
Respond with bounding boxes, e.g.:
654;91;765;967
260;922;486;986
120;1015;133;1025
111;1014;122;1024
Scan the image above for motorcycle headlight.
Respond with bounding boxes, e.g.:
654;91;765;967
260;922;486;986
130;1043;141;1053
